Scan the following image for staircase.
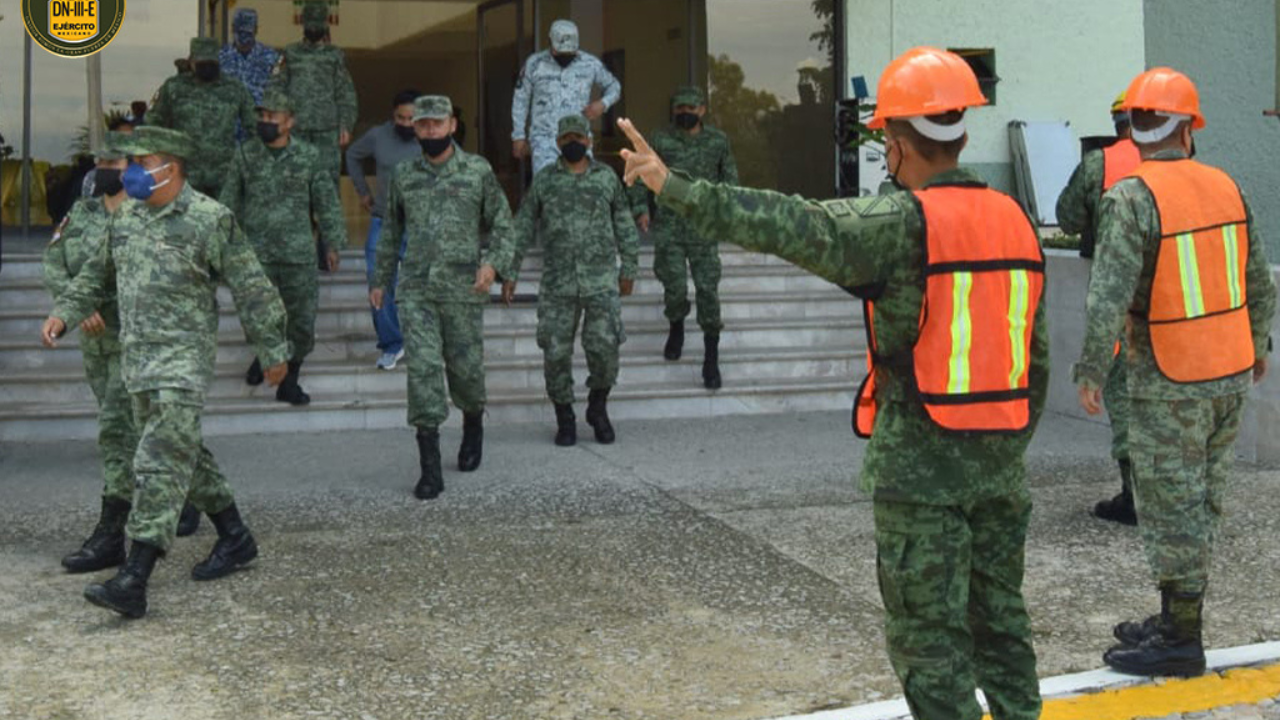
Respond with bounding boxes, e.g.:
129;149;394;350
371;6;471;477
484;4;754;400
0;246;864;441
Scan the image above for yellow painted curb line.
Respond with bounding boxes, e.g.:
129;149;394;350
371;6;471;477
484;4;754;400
1033;663;1280;720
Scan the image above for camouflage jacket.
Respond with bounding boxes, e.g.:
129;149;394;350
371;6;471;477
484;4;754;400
52;184;289;399
1074;150;1276;400
374;147;517;305
658;167;1050;505
1055;149;1105;258
511;50;621;145
42;197;122;355
220;136;347;265
219;41;280;104
511;160;639;298
147;73;257;195
631;124;738;244
269;41;358;133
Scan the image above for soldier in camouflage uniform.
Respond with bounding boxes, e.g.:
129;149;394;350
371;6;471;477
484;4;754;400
370;96;517;500
42;133;142;573
504;115;639;447
630;86;738;389
219;8;280;106
619;48;1046;720
1056;92;1140;525
269;0;358;183
221;88;346;406
512;19;622;174
1075;69;1276;677
42;127;290;620
147;37;256;198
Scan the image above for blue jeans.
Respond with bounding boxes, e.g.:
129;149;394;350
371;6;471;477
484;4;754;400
365;216;405;354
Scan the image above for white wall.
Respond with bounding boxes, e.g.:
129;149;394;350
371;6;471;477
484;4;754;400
844;0;1147;165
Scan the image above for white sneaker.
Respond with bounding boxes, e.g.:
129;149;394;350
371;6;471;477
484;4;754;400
376;349;405;370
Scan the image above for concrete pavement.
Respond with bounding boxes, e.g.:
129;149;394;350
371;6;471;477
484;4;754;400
1;409;1278;719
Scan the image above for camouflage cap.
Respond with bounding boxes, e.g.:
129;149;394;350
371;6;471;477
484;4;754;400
301;1;330;29
189;36;219;62
233;7;258;30
556;114;591;139
93;131;129;161
670;85;706;107
257;87;294;114
115;126;196;160
549;19;579;53
412;95;453;121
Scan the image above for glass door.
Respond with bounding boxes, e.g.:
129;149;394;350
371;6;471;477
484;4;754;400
477;0;527;208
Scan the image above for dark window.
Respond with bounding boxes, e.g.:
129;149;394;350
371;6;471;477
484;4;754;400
949;48;998;105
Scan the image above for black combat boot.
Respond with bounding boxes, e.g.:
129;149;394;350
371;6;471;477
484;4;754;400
585;388;615;444
702;332;722;389
176;501;201;537
1114;584;1171;646
245;357;264;386
554;404;577;447
191;504;258;581
414;428;444;500
1104;589;1206;677
457;412;483;472
84;540;161;619
663;320;684;361
62;497;130;574
1093;459;1137;525
275;360;312;406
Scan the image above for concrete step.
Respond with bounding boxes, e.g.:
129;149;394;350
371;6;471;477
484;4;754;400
0;316;863;371
0;266;839;312
0;345;862;406
0;290;858;338
0;375;858;442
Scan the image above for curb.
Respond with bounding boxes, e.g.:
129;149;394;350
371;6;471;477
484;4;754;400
768;641;1280;720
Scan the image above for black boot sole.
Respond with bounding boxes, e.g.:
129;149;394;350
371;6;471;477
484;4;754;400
275;392;311;406
1103;649;1206;678
703;376;722;390
555;432;577;447
84;583;146;619
62;548;126;574
587;420;614;444
1092;499;1138;526
191;540;259;581
414;479;443;500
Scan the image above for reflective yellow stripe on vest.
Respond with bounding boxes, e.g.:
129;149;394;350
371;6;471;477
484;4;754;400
1007;269;1030;389
1176;232;1206;318
1223;224;1243;308
947;272;974;394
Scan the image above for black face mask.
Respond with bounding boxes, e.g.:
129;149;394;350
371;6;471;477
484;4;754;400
394;124;416;142
194;62;220;82
92;168;123;197
559;141;588;163
553;53;576;68
673;112;700;130
257;121;282;143
304;27;326;43
420;136;452;157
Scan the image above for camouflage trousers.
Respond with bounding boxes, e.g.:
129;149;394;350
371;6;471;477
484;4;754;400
1130;394;1245;595
295;129;342;183
874;493;1041;720
127;389;236;551
401;298;486;429
653;239;723;333
536;292;625;405
82;348;139;503
261;262;319;362
1104;340;1130;467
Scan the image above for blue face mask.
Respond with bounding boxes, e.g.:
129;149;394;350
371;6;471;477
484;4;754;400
122;162;172;200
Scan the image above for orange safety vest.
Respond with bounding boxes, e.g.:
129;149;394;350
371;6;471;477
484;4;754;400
1102;138;1142;193
854;185;1044;437
1130;159;1253;383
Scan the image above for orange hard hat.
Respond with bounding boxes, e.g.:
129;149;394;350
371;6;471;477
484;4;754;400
1119;67;1205;129
868;47;988;129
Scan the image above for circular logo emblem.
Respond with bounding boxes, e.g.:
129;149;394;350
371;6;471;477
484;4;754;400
22;0;126;58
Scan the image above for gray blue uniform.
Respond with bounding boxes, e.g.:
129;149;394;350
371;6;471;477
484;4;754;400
512;50;621;173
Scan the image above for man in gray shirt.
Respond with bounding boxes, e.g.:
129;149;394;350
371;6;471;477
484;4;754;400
345;89;422;369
